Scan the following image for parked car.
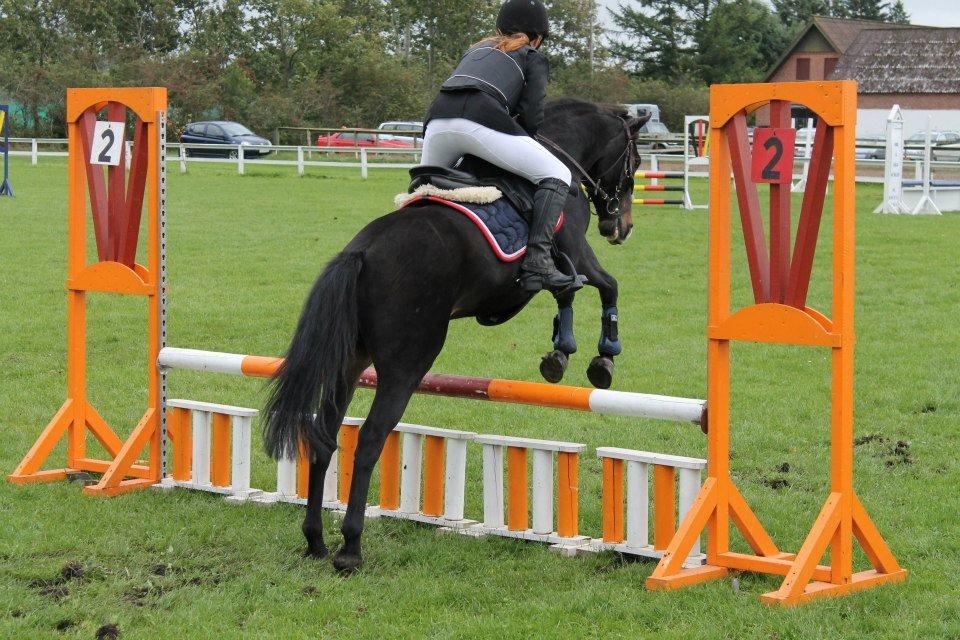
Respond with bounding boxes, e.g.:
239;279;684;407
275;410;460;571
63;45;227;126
377;121;424;146
856;134;886;160
930;132;960;162
315;131;413;148
180;121;271;158
904;131;960;160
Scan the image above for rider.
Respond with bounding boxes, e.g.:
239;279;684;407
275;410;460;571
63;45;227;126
421;0;579;294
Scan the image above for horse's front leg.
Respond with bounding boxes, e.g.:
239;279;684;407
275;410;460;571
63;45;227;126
575;244;620;389
539;288;577;383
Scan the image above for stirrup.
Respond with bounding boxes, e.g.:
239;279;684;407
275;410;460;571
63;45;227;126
519;270;586;295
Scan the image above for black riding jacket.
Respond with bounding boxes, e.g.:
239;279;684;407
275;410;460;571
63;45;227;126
425;43;549;137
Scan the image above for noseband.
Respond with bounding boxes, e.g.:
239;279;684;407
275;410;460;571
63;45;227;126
536;116;636;225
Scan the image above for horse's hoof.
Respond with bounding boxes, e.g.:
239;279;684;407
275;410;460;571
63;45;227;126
332;551;363;575
540;350;569;383
587;356;614;389
303;545;329;560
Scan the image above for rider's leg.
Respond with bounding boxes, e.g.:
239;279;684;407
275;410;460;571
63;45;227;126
423;119;580;294
520;176;582;293
419;119;470;168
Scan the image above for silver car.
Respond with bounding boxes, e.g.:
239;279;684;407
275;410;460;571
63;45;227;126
904;131;960;161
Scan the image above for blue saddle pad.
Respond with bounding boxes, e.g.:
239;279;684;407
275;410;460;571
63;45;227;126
400;195;562;262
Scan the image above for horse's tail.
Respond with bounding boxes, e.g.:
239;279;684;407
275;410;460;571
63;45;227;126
263;251;363;460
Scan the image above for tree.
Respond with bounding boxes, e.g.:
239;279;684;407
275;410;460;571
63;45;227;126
886;0;909;23
844;0;885;20
609;0;717;80
771;0;828;28
543;0;607;71
698;0;789;84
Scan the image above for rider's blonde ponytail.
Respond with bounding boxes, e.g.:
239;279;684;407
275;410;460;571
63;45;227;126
474;31;532;53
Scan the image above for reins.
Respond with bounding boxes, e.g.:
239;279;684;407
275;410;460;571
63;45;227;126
536;116;636;217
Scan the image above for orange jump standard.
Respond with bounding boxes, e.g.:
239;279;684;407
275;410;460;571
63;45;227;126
644;80;906;605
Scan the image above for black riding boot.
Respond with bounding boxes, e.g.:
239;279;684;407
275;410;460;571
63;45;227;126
520;178;583;294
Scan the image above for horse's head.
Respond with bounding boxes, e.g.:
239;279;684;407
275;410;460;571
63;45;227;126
588;108;648;245
540;100;650;245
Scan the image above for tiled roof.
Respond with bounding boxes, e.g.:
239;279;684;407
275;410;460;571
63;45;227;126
812;16;913;52
764;16;916;82
830;28;960;93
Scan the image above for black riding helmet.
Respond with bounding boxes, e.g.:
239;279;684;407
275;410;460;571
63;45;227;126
496;0;550;40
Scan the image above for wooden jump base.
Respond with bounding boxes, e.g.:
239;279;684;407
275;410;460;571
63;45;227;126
10;83;906;606
155;399;707;562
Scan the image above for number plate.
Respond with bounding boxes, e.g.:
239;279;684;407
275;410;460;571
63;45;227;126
751;127;796;184
90;121;126;166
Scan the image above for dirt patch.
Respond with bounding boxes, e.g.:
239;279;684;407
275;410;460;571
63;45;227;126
761;476;790;490
96;623;120;640
775;462;791;473
853;434;914;467
886;440;913;467
55;619;77;631
61;561;85;580
123;583;173;607
28;561;87;600
594;553;628;573
65;471;96;486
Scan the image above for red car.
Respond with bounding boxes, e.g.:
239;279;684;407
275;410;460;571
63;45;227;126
315;131;413;148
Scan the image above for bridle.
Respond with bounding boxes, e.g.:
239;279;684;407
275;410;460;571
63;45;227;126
536;116;637;219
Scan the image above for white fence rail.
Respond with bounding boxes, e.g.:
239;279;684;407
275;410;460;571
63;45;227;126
5;138;422;178
6;136;960;183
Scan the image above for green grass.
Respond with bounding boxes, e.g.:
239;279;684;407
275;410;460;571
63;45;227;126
1;156;958;639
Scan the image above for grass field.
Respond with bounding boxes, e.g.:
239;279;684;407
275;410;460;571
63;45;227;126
1;155;958;639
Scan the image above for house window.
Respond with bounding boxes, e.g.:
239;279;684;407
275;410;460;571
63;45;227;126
824;57;838;77
796;57;811;80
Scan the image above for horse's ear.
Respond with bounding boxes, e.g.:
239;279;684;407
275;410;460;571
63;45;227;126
627;112;650;134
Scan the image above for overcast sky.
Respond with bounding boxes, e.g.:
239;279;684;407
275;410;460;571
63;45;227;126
597;0;960;28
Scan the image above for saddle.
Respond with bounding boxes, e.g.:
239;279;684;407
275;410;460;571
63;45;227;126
400;156;579;326
408;155;538;221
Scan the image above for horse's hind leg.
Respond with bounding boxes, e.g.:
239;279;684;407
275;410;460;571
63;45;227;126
303;359;369;559
333;324;449;573
332;368;428;573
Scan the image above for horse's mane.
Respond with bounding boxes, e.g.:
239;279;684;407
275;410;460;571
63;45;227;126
545;97;629;121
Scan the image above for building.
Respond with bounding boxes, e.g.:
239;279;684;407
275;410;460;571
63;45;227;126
760;17;960;136
829;27;960;135
764;16;912;86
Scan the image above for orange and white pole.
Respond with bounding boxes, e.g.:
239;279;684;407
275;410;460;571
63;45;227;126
157;347;706;427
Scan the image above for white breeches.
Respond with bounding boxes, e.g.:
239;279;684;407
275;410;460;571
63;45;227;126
420;118;572;186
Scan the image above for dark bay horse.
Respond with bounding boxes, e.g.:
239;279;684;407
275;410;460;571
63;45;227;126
264;98;647;572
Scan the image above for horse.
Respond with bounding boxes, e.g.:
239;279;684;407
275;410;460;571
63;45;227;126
263;98;647;573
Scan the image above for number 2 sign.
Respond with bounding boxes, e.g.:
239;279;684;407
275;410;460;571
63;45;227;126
750;127;796;184
89;121;126;166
